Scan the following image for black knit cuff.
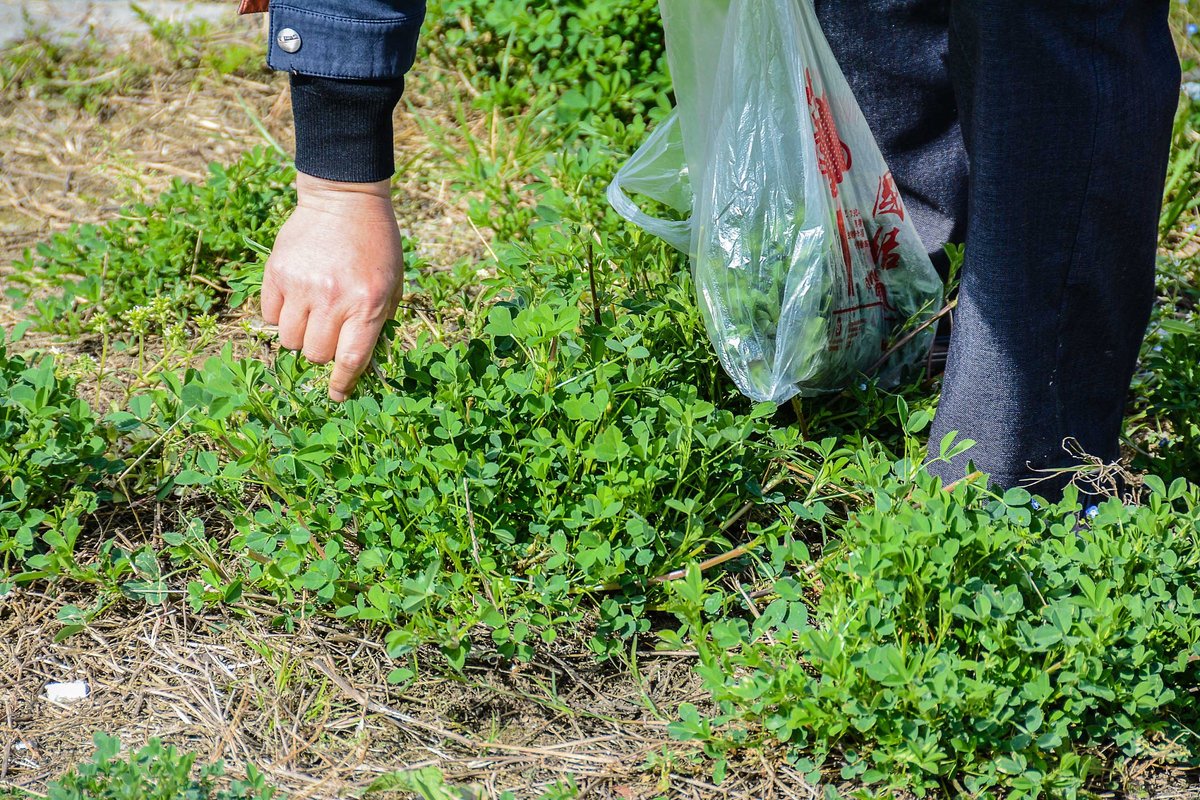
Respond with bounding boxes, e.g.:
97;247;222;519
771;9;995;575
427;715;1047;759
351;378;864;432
290;74;405;183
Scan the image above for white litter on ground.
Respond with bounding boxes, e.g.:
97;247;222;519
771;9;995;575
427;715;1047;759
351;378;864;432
43;680;91;703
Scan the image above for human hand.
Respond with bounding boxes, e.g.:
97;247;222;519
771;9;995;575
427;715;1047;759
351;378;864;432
261;173;404;402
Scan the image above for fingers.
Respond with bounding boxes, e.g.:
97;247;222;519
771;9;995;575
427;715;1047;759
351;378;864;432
302;311;341;365
329;316;384;402
277;302;309;352
261;264;283;325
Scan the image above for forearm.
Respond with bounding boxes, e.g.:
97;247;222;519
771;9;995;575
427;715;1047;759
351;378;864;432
250;0;427;182
248;1;418;400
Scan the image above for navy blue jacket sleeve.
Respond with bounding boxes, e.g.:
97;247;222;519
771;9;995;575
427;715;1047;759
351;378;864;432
267;0;425;79
265;0;426;182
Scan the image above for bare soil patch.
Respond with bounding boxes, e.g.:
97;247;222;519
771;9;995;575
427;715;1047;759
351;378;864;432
0;583;821;799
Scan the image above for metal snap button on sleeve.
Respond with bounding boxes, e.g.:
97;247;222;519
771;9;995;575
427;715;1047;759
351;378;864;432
276;28;302;53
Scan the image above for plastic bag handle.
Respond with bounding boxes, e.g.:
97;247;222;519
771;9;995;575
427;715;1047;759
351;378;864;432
605;178;692;254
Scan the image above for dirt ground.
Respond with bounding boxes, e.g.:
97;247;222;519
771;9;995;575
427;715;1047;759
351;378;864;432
3;584;818;798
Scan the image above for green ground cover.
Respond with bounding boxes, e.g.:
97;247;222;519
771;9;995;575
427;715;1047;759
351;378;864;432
4;1;1200;797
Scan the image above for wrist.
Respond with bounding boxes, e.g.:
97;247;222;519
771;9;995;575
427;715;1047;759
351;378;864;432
297;172;391;200
295;174;397;226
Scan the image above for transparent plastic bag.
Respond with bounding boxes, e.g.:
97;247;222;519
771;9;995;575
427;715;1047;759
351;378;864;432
609;0;944;403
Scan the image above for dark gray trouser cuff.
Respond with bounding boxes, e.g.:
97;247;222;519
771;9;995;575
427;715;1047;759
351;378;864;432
290;74;405;183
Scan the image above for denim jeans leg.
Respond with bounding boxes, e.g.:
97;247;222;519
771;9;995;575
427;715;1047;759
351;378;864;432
813;0;969;277
927;0;1180;493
